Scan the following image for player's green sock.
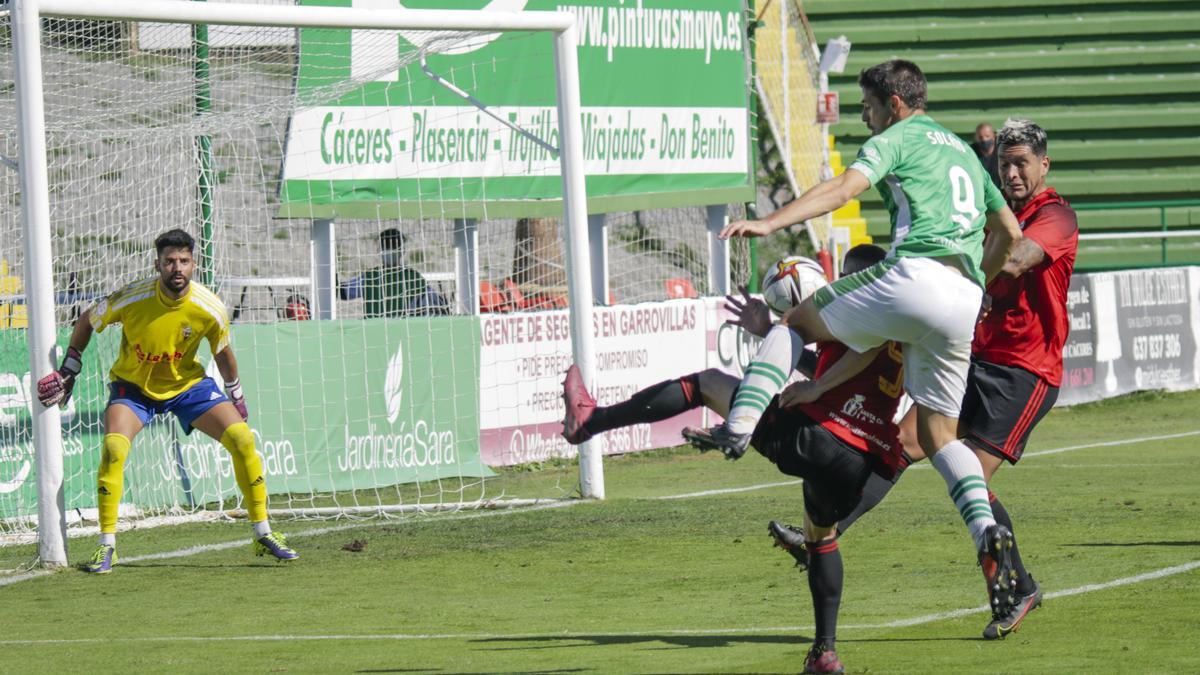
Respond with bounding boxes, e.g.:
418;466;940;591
931;441;995;550
726;325;800;435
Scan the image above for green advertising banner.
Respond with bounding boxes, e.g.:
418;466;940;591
279;0;754;218
0;317;488;521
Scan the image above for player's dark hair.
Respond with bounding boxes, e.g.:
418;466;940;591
380;227;406;251
997;118;1048;157
154;228;195;256
858;59;927;110
844;244;887;269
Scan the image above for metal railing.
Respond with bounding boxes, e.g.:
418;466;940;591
1075;199;1200;265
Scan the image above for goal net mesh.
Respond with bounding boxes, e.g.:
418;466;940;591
0;4;752;548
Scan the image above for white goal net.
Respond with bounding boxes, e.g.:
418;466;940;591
0;1;754;562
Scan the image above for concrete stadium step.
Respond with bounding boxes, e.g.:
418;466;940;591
805;0;1197;14
830;72;1200;107
860;203;1200;237
835;137;1200;167
808;10;1200;46
836;40;1200;77
828;104;1200;145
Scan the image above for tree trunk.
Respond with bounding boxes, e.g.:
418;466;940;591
512;217;567;289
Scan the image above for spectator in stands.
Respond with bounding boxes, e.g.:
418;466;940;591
971;122;1002;188
339;228;448;318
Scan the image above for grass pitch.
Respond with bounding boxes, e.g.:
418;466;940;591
2;390;1199;673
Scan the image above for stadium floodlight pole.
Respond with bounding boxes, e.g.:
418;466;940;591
11;0;69;567
26;0;605;499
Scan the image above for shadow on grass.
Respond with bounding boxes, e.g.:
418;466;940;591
357;670;583;675
1061;540;1200;548
355;670;443;674
839;636;980;644
474;633;809;651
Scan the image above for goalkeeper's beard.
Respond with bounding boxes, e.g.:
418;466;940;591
163;274;189;295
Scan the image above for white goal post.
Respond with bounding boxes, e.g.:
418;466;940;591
10;0;599;569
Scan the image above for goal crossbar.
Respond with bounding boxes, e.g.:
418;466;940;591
10;0;600;568
34;0;574;33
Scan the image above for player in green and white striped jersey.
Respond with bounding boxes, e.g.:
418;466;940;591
692;60;1026;628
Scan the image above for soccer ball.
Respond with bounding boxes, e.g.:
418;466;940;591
761;256;828;315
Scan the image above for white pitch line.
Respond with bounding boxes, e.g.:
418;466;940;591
656;479;802;500
844;559;1200;629
0;500;582;587
659;430;1200;487
902;429;1200;472
0;570;52;588
0;560;1196;646
3;428;1195;588
1021;429;1200;459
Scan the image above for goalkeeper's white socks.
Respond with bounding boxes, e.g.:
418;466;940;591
931;441;996;551
99;533;115;547
726;325;802;436
252;520;272;538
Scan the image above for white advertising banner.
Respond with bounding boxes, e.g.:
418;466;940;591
1059;266;1199;405
480;299;707;466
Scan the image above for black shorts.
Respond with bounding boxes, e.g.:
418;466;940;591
751;398;875;528
960;359;1058;464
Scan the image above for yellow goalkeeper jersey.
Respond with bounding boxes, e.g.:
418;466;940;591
88;277;231;401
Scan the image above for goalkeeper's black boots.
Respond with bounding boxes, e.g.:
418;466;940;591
983;577;1043;640
978;524;1018;621
681;423;750;460
768;520;808;571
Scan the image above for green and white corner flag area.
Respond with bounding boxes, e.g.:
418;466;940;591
279;0;753;218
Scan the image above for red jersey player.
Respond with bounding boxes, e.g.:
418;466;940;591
561;244;905;674
818;118;1078;644
957;118;1077;638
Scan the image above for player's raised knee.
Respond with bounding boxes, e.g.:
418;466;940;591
220;421;255;458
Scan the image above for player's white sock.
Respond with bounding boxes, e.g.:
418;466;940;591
252;520;272;538
99;533;116;547
930;441;995;551
726;325;802;435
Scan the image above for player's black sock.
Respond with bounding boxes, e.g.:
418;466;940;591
806;539;843;652
989;490;1035;595
584;373;702;436
835;453;911;536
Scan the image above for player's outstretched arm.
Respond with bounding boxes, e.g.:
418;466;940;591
214;347;248;420
981;206;1023;283
35;309;94;408
720;169;872;239
998;239;1047;279
779;344;886;407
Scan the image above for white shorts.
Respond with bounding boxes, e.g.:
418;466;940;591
813;256;982;418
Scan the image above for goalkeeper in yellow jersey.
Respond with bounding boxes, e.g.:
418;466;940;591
36;229;298;572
